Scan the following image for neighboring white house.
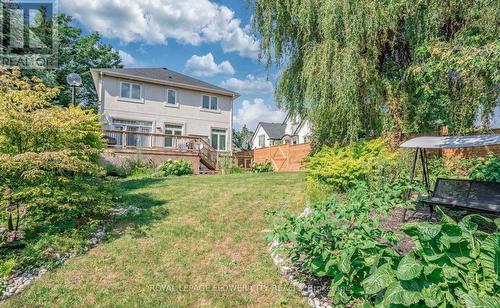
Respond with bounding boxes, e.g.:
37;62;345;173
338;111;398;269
252;114;312;149
91;68;239;152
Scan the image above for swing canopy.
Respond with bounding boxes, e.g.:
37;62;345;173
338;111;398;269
400;134;500;149
400;134;500;215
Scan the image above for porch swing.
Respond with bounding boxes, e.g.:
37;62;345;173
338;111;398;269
400;134;500;218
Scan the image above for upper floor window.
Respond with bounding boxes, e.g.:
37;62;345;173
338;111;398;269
167;89;177;105
258;135;265;148
120;82;142;100
202;95;218;110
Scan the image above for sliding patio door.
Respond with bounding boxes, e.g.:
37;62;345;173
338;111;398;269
165;124;183;148
112;119;153;148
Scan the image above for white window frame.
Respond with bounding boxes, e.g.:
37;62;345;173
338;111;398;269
211;128;227;151
165;88;179;107
111;118;153;147
258;135;266;148
164;123;184;148
201;94;220;112
119;81;143;103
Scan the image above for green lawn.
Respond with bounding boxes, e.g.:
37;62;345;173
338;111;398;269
2;173;309;307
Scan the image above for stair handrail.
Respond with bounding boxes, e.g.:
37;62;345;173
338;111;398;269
194;137;219;168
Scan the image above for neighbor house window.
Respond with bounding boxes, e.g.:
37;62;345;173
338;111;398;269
167;89;177;105
202;95;218;110
120;82;142;100
258;135;265;148
211;128;227;151
303;135;311;143
165;124;183;147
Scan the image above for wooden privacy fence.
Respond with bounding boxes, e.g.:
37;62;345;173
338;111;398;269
253;143;312;172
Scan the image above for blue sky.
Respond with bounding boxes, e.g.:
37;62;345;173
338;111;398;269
60;0;286;130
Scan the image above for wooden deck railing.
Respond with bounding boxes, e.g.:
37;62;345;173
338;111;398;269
103;130;219;169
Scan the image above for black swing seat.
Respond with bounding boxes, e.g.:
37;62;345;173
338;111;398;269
420;178;500;215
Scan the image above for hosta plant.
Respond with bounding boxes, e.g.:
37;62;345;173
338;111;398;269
157;159;192;176
363;209;500;307
270;185;402;305
252;161;273;173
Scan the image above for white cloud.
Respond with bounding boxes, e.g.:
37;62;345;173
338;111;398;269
185;53;234;77
118;50;136;66
221;75;274;95
233;98;286;130
61;0;259;59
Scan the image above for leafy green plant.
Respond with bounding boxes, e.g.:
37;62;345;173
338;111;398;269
0;68;113;277
271;175;499;307
270;182;402;305
157;159;192;176
103;163;129;178
218;154;234;175
306;138;398;191
125;158;155;179
364;209;500;307
252;161;273;173
228;167;246;174
469;155;500;182
0;258;16;279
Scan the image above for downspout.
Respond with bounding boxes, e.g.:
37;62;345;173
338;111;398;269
230;95;234;154
99;72;105;115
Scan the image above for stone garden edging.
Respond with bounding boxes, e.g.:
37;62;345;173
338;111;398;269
0;206;141;301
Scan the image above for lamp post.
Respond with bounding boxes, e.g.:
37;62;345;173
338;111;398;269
66;73;82;106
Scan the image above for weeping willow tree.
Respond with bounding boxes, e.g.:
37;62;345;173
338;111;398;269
252;0;500;146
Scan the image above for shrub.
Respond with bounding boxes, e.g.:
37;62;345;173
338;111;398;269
103;163;129;178
218;154;233;175
306;138;398;191
157;159;192;176
0;68;113;276
0;152;113;234
125;158;155;179
252;161;273;173
103;158;156;178
468;155;500;182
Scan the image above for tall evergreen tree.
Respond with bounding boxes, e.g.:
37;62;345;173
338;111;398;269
20;14;122;107
233;125;254;150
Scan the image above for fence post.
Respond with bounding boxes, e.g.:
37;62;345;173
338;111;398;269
121;132;126;148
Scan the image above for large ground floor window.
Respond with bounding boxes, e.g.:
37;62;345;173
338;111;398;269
165;124;183;147
112;119;153;147
211;128;227;151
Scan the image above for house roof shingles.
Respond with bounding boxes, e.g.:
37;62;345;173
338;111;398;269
259;122;286;139
92;68;239;97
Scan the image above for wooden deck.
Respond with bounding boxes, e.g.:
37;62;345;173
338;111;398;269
103;130;220;171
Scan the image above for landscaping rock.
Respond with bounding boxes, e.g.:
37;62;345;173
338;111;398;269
0;268;47;300
1;214;115;301
111;206;141;216
269;208;333;308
